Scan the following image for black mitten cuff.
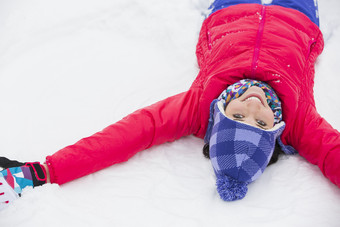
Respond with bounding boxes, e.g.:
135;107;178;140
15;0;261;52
25;162;47;187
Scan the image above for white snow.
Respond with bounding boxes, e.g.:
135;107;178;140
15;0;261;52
0;0;340;226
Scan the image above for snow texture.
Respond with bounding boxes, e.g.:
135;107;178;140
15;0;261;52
0;0;339;226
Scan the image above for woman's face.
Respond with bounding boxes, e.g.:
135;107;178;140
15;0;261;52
224;86;274;130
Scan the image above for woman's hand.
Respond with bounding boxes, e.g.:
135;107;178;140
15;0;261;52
0;157;47;211
0;174;20;211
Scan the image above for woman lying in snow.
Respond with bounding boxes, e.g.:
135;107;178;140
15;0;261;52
1;0;339;209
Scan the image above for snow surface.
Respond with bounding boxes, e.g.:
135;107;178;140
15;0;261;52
0;0;340;226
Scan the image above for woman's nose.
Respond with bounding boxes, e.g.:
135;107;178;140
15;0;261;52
245;99;263;110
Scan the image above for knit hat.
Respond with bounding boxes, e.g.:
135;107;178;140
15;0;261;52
204;79;297;201
208;100;287;201
205;79;296;154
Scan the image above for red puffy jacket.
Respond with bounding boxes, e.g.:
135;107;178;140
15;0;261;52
46;4;340;188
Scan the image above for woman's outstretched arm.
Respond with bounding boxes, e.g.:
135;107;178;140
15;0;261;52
292;103;340;188
45;89;201;185
0;89;200;210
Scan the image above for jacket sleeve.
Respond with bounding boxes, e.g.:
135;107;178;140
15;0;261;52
45;89;201;185
292;103;340;187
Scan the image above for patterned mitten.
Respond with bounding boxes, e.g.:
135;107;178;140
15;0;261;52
0;157;47;210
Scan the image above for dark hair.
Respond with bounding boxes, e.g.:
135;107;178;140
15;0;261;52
202;142;284;166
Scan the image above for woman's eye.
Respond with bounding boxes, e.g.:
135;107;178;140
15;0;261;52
233;114;244;119
256;120;267;127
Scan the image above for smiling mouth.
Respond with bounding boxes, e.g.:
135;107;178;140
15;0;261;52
242;93;265;106
245;96;262;103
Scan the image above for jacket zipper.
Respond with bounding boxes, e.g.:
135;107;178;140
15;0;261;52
251;5;266;77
